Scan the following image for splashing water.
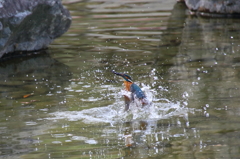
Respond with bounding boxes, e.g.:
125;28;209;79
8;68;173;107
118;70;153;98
47;84;190;124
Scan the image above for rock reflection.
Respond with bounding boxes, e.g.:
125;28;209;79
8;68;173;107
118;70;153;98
0;50;71;101
0;50;72;156
166;16;240;102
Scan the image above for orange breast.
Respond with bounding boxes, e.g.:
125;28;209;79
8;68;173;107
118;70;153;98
124;81;132;91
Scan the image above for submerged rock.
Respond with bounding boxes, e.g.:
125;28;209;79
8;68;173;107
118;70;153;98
184;0;240;17
0;0;71;57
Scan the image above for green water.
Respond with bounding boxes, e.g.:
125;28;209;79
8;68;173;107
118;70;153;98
1;0;240;158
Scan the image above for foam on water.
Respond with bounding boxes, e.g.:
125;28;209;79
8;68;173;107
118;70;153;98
47;85;191;124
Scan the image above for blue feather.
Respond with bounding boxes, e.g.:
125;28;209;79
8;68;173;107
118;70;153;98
130;83;146;99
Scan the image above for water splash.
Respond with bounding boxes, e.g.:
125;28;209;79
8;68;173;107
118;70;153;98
47;85;190;124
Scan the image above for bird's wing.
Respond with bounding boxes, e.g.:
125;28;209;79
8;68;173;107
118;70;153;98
130;83;146;99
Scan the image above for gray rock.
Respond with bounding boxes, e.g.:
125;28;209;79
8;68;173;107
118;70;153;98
0;0;71;57
184;0;240;16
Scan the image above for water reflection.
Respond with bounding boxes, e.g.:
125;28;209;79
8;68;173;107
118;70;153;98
1;0;240;158
156;6;240;159
0;50;72;156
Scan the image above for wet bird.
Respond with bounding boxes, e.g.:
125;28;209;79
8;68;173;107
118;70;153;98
112;70;150;111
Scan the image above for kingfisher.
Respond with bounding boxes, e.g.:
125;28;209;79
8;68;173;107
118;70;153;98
112;70;150;111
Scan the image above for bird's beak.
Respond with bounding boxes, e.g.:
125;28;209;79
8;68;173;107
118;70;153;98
112;70;123;77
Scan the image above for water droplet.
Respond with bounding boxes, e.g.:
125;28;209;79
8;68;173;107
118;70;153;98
206;113;209;117
225;106;228;110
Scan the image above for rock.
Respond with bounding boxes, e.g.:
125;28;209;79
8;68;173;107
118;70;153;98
184;0;240;16
0;0;71;57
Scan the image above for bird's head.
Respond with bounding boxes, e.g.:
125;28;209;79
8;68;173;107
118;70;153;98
112;70;133;82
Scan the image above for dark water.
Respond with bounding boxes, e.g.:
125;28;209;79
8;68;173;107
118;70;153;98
1;0;240;158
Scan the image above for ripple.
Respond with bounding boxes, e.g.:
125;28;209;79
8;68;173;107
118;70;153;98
25;121;38;126
52;134;66;138
75;89;83;92
52;141;62;144
85;139;98;144
71;136;88;141
92;12;171;18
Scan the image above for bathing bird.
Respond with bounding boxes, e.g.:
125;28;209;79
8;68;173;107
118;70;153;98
112;70;149;111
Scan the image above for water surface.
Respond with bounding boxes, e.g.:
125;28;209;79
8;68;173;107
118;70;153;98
1;0;240;159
